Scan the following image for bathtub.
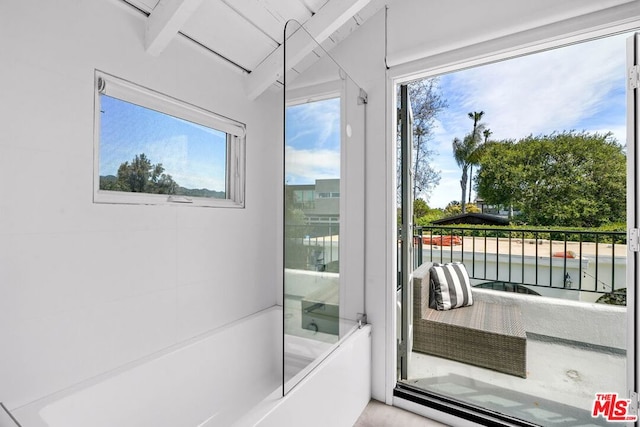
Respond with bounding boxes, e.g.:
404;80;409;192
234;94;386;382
10;306;371;427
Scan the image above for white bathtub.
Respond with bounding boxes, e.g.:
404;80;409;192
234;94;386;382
10;306;371;427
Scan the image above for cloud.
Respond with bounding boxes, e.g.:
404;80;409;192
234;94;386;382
441;33;626;141
426;32;629;208
285;146;340;184
287;98;340;150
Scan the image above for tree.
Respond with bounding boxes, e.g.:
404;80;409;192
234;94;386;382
467;111;485;204
410;80;448;201
475;131;626;227
452;111;486;213
443;200;480;217
482;128;492;144
474;140;518;217
415;208;445;226
397;79;448;203
443;200;461;216
102;153;177;194
413;198;430;219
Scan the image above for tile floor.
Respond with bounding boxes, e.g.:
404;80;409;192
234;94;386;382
353;400;448;427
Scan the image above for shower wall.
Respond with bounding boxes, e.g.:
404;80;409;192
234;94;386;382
0;0;281;409
282;21;367;393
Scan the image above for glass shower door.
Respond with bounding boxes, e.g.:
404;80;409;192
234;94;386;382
282;20;366;394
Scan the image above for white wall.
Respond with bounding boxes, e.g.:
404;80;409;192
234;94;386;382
385;0;636;67
325;9;390;402
325;0;640;404
0;0;281;409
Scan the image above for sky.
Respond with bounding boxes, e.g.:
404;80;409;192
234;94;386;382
285;97;341;185
102;31;630;199
99;95;227;191
427;32;629;208
284;32;630;208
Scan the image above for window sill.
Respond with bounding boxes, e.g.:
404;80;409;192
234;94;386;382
94;190;244;208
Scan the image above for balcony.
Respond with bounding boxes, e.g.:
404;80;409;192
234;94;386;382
402;226;627;425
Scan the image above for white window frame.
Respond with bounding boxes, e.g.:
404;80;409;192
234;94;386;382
93;70;246;208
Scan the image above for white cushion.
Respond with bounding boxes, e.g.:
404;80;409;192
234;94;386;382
429;262;473;310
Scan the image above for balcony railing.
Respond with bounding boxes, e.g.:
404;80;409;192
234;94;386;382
285;224;339;272
399;225;628;422
411;225;627;301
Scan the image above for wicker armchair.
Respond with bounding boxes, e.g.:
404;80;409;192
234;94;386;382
412;262;527;378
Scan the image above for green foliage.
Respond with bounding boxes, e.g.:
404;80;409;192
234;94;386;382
452;111;487;213
413;198;430;218
413;199;445;225
476;131;626;227
100;153;177;194
416;223;626;245
415;210;444;226
396;198;446;225
441;201;480;217
465;203;481;214
443;200;461;216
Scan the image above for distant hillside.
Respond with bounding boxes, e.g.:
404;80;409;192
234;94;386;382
175;186;225;199
99;175;225;199
100;175;117;184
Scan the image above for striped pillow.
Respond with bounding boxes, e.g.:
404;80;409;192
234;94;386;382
429;262;473;310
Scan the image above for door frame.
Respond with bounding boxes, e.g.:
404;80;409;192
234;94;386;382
626;32;639;407
385;21;640;415
398;84;414;380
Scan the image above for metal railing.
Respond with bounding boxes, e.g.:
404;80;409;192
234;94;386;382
285;224;339;272
412;225;626;295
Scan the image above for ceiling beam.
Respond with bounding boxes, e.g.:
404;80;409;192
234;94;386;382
145;0;204;56
245;0;371;100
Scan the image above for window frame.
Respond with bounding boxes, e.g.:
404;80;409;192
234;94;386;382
93;70;246;208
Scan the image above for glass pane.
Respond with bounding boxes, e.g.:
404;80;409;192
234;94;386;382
401;32;630;425
283;20;365;394
99;95;227;198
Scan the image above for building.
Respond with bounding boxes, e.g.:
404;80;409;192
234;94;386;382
289;178;340;230
1;1;639;426
431;212;510;226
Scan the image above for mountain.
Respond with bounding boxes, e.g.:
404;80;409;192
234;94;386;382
175;186;225;199
99;175;225;199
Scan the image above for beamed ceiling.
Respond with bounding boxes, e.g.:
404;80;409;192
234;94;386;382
122;0;384;99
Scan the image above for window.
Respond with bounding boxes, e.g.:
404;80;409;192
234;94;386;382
94;71;245;207
317;192;340;198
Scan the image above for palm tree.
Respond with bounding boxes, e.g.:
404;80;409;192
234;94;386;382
453;112;486;213
452;134;476;214
483;128;492;144
466;111;485;204
469;111;485;135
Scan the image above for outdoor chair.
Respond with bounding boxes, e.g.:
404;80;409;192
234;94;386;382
412;262;527;378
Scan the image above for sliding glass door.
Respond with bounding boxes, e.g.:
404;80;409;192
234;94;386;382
396;31;637;426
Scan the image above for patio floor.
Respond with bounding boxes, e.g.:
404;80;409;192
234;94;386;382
403;335;626;426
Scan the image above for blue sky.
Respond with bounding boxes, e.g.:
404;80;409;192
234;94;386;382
285;97;341;185
427;32;629;208
100;95;227;191
284;32;630;209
